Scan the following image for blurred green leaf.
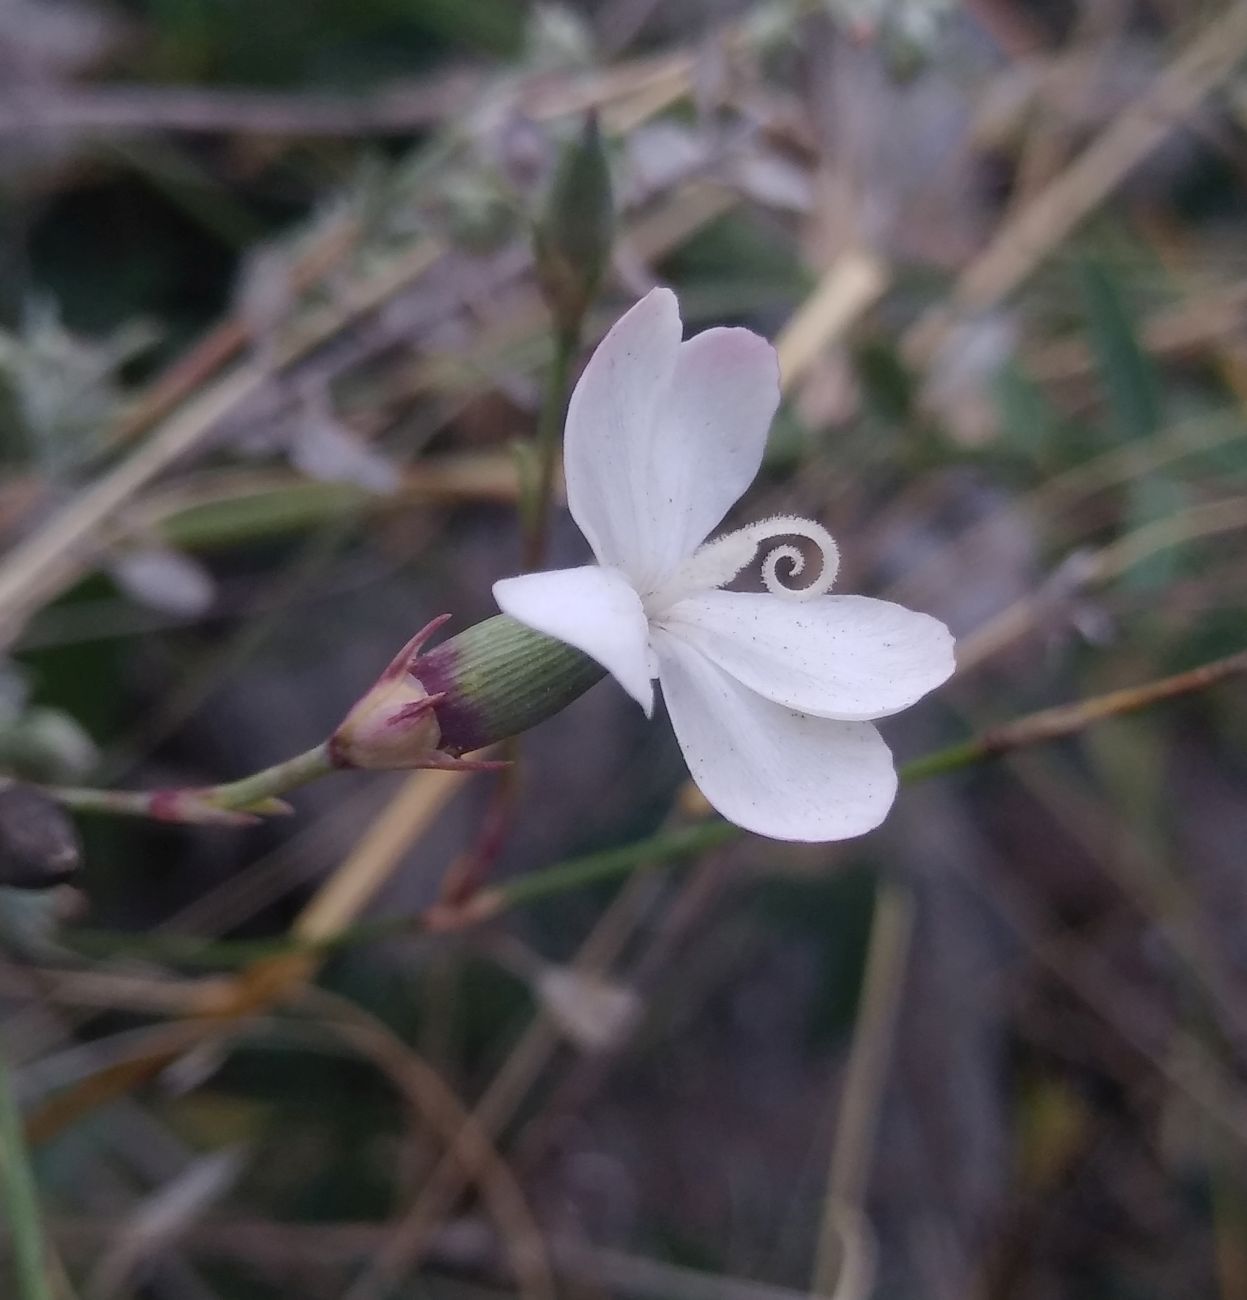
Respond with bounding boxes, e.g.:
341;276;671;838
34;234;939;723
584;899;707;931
660;212;806;310
993;362;1066;465
158;480;369;550
856;337;917;427
1123;473;1189;591
137;0;521;82
16;579;126;741
1078;258;1162;443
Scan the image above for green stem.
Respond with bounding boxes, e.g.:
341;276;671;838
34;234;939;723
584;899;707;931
900;648;1247;782
896;740;982;784
523;324;580;572
494;821;738;910
206;742;336;809
67;822;741;968
48;742;334;824
0;1039;53;1300
55;647;1247;968
38;645;1247;853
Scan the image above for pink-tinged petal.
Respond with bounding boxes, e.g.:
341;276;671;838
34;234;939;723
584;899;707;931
658;591;955;722
493;566;654;715
563;289;781;592
638;325;780;587
563;288;683;576
653;629;898;842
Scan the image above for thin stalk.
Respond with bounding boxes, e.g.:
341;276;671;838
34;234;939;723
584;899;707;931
67;822;739;968
494;821;737;910
35;645;1247;838
58;646;1247;969
0;1039;53;1300
811;883;911;1298
522;324;580;572
48;742;334;824
899;649;1247;783
196;742;335;808
455;317;582;905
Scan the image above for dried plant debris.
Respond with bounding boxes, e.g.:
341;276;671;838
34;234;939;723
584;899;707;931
0;302;158;477
0;782;81;889
0;4;1243;1299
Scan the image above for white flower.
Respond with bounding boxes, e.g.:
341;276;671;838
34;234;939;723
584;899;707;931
494;288;955;842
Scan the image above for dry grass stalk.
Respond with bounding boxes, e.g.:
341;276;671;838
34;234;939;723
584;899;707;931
904;2;1247;365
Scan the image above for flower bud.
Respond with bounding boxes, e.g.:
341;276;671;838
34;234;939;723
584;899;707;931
329;617;448;770
418;614;606;753
329;614;606;771
533;113;614;336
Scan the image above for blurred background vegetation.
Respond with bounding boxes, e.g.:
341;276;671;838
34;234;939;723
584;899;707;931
2;0;1247;1297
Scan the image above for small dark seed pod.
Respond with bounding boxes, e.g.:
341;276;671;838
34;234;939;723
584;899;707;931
0;783;82;889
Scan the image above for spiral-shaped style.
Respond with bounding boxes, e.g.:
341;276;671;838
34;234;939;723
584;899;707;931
645;515;839;615
721;516;840;597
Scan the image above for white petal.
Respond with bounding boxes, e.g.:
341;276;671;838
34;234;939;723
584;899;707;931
493;566;654;715
563;289;781;592
653;630;898;842
563;288;683;576
659;592;955;722
637;325;780;586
